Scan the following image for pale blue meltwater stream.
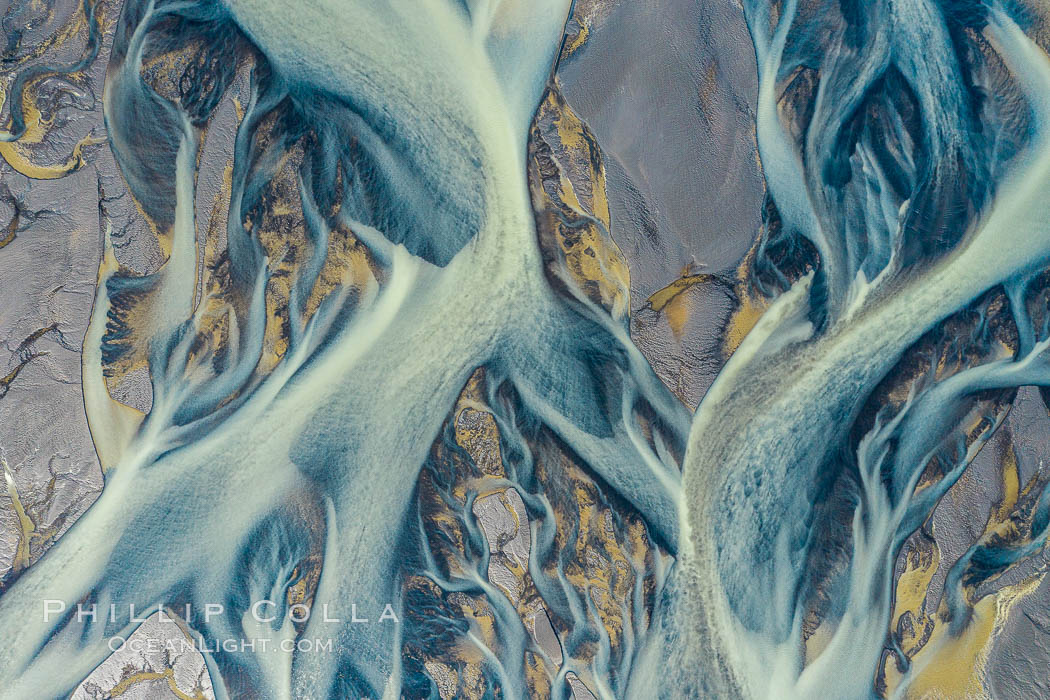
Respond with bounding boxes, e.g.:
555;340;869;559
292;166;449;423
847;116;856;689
3;1;1050;699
